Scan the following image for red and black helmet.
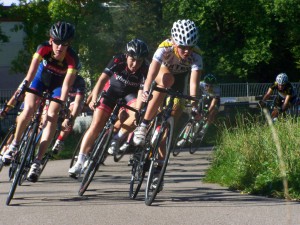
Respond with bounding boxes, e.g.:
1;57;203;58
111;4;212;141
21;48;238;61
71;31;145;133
125;39;149;59
50;21;75;42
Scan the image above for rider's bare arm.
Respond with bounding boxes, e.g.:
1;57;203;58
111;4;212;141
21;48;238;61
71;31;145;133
24;57;41;84
189;69;201;108
135;89;144;110
262;88;273;101
209;97;219;112
90;73;110;109
143;60;161;93
61;72;77;103
282;95;291;111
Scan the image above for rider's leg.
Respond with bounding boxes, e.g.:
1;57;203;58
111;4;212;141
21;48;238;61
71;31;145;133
27;100;61;182
12;93;39;145
133;66;173;146
68;107;110;176
2;93;38;164
108;100;137;154
143;68;174;121
35;101;60;160
79;108;110;158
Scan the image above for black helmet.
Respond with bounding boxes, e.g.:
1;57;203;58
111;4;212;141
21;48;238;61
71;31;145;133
50;21;75;42
125;39;149;59
204;74;217;84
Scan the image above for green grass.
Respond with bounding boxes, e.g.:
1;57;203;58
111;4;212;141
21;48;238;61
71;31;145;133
204;113;300;199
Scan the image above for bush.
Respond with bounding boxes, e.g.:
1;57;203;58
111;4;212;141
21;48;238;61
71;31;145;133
204;114;300;199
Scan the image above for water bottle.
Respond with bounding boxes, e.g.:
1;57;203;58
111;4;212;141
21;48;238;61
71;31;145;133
151;125;161;146
194;122;200;134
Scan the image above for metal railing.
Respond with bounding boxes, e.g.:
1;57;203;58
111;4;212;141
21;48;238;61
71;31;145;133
220;82;300;97
1;83;300;133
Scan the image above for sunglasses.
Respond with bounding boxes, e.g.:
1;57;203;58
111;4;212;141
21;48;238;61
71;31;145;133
177;45;193;51
53;39;70;46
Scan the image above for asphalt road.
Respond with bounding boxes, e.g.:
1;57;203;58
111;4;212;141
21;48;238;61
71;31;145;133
0;148;300;225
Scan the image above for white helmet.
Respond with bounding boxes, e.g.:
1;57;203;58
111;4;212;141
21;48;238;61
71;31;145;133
171;19;198;46
276;73;288;85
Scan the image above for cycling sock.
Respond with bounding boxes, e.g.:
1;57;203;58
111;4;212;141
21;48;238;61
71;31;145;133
141;119;151;127
11;140;19;148
33;158;42;165
77;153;87;165
114;130;125;140
57;135;64;141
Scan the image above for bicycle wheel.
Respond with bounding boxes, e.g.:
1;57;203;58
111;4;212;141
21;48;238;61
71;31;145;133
129;145;149;199
70;129;87;168
8;124;33;181
0;125;16;155
18;139;37;186
39;151;52;176
145;118;173;206
78;126;113;196
189;121;205;154
0;125;16;174
172;120;192;157
113;139;129;163
39;128;60;175
6;122;38;205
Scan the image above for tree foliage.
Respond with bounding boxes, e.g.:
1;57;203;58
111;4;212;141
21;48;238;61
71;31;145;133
3;0;300;87
163;0;300;82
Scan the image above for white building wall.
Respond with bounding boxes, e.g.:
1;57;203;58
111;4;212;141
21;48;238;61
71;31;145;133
0;21;25;90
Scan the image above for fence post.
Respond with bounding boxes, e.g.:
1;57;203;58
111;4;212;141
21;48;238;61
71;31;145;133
246;82;249;97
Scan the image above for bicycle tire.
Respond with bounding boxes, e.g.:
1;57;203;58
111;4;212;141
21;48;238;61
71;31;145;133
129;146;148;199
8;124;33;181
0;126;16;174
39;128;60;175
128;116;157;199
39;152;51;175
6;122;38;205
145;119;173;206
78;126;113;196
189;121;205;154
70;129;87;168
18;132;36;186
172;120;192;157
0;125;16;155
113;140;129;163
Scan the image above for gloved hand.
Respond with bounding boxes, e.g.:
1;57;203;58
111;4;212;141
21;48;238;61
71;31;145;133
191;107;198;117
0;110;7;120
259;100;267;108
14;80;28;101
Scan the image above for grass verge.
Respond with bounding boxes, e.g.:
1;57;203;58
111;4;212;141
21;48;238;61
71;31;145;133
204;113;300;200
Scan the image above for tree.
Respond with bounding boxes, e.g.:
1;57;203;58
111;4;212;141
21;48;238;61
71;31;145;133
0;4;11;44
7;0;162;89
163;0;300;82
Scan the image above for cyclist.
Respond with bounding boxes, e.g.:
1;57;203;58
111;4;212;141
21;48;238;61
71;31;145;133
2;21;80;182
133;19;203;190
177;74;220;146
0;94;24;120
260;73;297;121
51;75;86;153
68;39;149;177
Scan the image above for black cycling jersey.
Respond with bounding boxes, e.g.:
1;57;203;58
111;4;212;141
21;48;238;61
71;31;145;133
103;54;148;93
270;82;296;97
270;81;297;106
99;54;149;112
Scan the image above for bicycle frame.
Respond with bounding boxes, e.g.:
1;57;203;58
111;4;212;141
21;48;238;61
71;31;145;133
6;87;64;205
144;85;199;206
